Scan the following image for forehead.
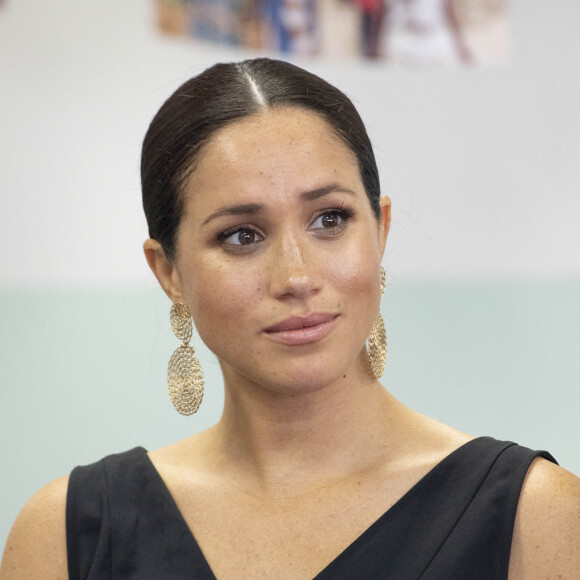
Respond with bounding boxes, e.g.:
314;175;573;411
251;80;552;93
183;107;360;208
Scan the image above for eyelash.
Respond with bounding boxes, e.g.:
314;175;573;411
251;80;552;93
215;206;355;248
215;224;263;246
311;206;354;233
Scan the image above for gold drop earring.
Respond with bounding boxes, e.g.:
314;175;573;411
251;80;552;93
368;266;387;379
167;302;204;415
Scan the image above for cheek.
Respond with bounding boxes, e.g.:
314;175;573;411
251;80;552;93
184;262;264;342
326;238;380;298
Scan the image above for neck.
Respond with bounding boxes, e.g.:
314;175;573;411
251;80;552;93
209;355;405;492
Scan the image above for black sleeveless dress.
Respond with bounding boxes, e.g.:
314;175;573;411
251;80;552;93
66;437;556;579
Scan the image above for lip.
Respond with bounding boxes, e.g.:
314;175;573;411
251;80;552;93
264;312;339;346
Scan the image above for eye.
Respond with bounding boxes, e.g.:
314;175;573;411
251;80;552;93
310;208;353;232
218;226;264;247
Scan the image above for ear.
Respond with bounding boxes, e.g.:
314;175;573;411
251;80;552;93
143;239;184;303
378;195;391;256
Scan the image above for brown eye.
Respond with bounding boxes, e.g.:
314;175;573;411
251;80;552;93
321;213;340;228
310;209;351;232
237;229;256;245
219;227;263;247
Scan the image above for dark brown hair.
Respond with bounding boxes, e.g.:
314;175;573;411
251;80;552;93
141;58;381;261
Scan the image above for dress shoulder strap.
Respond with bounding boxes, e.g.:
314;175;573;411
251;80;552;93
66;446;215;579
317;437;556;580
420;438;557;579
66;447;148;580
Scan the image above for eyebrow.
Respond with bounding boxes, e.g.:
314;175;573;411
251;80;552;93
201;184;357;227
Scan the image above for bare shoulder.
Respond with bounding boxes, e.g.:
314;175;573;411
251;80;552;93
0;475;69;580
509;458;580;580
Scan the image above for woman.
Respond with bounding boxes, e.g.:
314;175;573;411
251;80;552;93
1;58;578;579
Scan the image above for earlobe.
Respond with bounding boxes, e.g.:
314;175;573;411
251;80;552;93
143;239;183;302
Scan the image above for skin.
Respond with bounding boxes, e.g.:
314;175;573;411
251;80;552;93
2;107;579;579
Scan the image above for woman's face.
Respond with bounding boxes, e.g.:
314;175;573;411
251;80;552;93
154;107;390;394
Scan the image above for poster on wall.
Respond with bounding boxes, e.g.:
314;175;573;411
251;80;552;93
155;0;508;65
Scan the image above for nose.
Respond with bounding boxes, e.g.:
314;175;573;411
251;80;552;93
269;232;319;300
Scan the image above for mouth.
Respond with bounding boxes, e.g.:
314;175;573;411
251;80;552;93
263;312;340;346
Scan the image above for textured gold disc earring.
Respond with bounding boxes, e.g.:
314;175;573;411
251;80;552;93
168;302;204;415
368;266;387;379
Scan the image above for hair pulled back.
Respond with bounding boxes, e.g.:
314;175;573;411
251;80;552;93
141;58;381;261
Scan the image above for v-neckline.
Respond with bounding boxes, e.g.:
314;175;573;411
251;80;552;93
141;436;484;580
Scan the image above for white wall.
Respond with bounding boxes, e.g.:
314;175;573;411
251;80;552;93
1;0;579;286
1;0;579;555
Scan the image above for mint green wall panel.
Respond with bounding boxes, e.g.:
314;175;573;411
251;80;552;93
1;281;578;548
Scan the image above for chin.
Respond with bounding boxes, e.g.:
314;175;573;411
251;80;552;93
219;342;367;397
260;358;352;396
